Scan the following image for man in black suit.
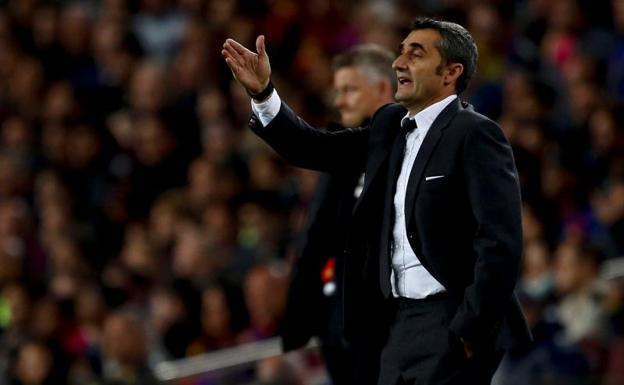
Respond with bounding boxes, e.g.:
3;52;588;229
281;45;395;385
223;17;532;385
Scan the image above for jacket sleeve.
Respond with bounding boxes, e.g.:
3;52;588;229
249;102;369;173
449;118;523;350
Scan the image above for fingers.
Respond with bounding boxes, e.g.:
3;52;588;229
222;42;244;64
225;38;253;56
223;57;241;77
223;56;237;70
256;35;266;57
222;45;242;73
221;51;240;75
221;36;269;89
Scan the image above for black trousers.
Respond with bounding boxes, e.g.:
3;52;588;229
377;293;504;385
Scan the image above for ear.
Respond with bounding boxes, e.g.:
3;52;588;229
443;63;464;88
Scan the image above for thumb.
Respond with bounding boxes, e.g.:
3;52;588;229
256;35;267;58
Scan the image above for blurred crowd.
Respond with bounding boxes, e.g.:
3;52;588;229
0;0;622;384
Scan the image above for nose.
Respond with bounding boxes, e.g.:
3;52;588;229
392;54;405;71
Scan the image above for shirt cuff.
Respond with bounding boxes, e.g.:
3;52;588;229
251;90;281;127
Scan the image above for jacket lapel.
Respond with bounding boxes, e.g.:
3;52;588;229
404;98;462;224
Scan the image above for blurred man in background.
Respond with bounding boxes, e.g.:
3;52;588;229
280;45;395;385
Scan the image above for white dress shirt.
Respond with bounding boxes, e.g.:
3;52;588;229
251;92;457;299
251;90;281;126
391;94;456;298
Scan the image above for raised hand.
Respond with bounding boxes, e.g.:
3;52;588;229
222;35;271;95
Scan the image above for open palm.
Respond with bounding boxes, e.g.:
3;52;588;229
222;35;272;95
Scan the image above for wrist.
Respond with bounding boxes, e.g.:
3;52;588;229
248;80;273;102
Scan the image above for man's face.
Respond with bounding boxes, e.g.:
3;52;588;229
333;66;385;127
393;29;447;111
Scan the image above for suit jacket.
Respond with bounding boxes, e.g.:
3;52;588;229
280;118;367;352
250;97;532;352
281;170;363;351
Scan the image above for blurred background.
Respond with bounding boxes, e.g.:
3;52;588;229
0;0;622;384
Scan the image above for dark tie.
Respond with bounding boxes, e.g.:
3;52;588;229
379;118;417;298
399;118;417;137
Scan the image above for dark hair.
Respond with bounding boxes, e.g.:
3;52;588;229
333;44;397;92
409;17;478;94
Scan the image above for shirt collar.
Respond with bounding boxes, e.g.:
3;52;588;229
400;94;458;134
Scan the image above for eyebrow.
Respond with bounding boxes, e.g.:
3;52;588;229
399;42;426;53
